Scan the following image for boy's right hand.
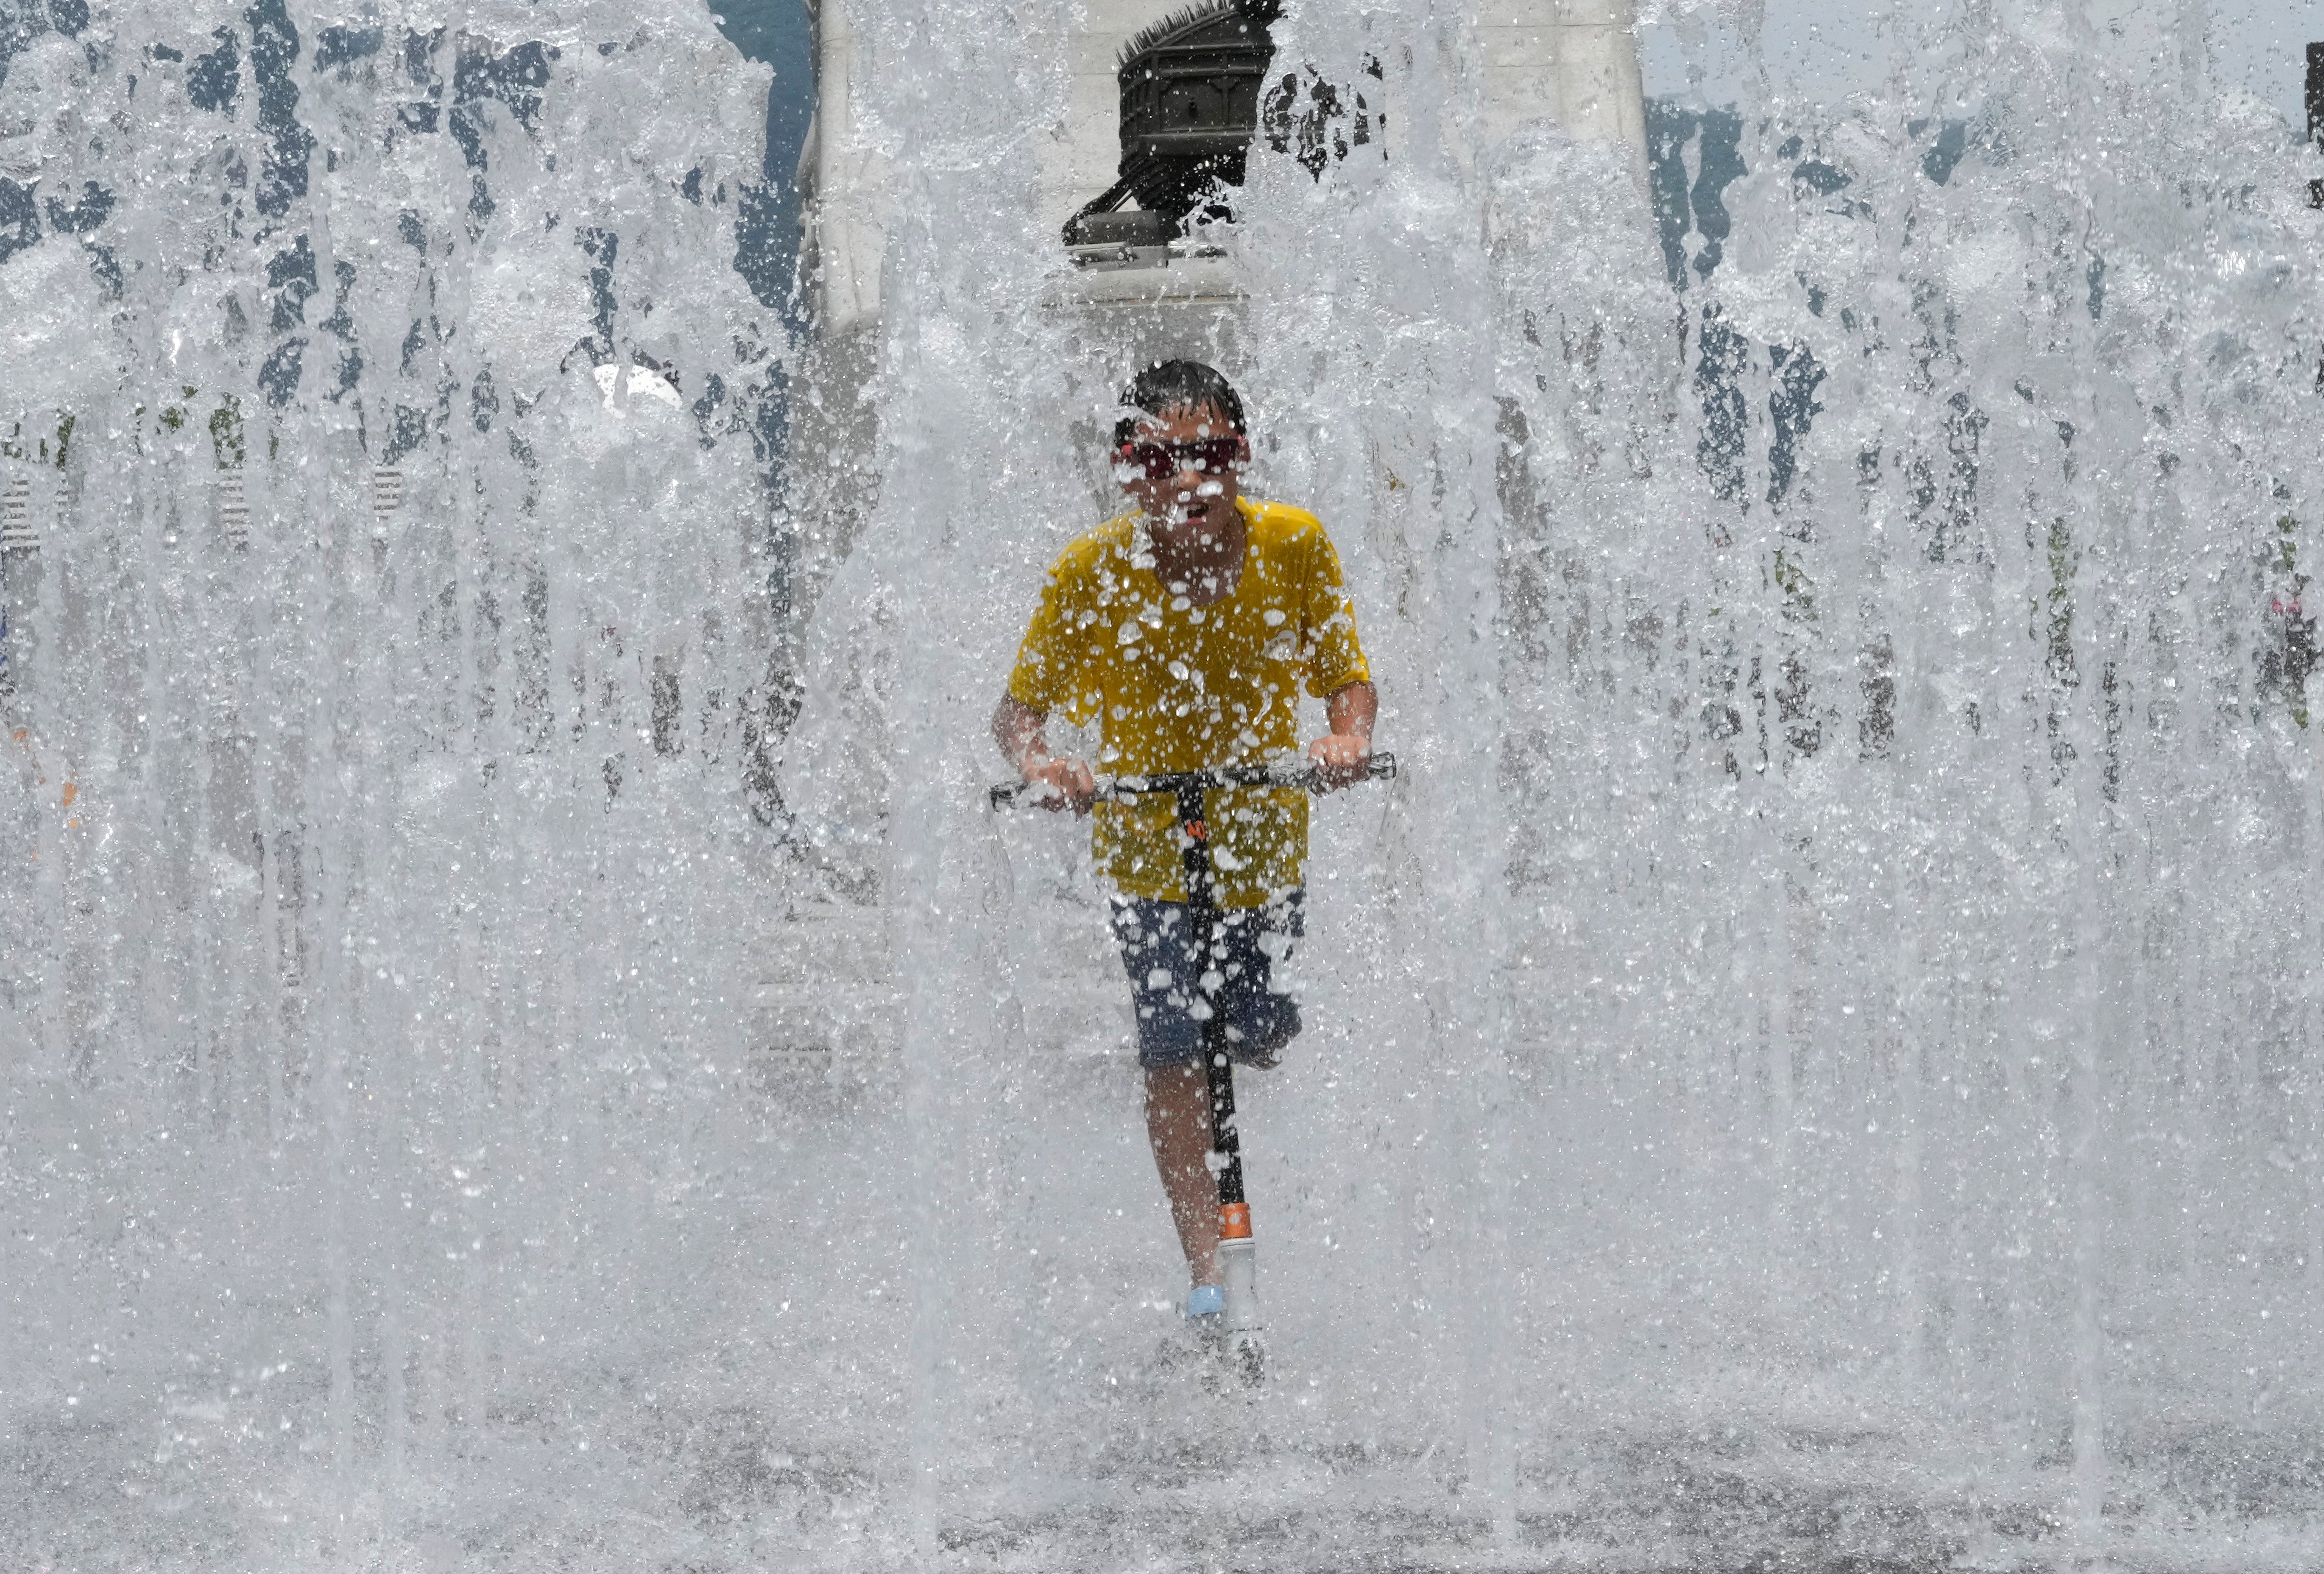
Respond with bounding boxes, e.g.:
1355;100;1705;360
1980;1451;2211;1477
1026;757;1097;815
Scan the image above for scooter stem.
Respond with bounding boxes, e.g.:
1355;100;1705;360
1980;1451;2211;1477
1175;779;1264;1341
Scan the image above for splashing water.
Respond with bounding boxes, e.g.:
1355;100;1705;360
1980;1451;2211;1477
2;0;2322;1567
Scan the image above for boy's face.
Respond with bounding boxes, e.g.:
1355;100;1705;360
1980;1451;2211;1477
1115;404;1249;556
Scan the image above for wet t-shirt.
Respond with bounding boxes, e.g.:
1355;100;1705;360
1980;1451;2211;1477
1005;498;1371;907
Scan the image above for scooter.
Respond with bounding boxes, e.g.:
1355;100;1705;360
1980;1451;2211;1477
989;753;1397;1377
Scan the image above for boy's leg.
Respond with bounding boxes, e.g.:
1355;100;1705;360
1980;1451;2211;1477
1144;1063;1217;1288
1111;895;1220;1288
1220;889;1305;1067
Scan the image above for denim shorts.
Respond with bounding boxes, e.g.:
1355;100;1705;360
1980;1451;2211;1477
1108;890;1305;1071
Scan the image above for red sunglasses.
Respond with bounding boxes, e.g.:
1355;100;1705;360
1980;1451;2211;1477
1116;435;1245;480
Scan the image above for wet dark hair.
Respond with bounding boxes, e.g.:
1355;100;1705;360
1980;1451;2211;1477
1112;360;1247;447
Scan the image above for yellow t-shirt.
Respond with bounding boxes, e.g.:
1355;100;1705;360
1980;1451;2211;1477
1005;498;1371;907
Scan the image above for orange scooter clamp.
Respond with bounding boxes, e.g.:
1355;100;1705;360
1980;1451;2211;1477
1218;1201;1252;1240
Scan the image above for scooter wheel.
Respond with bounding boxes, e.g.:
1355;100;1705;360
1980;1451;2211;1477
1230;1332;1265;1389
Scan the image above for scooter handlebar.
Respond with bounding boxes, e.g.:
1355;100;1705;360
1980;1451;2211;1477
988;751;1396;811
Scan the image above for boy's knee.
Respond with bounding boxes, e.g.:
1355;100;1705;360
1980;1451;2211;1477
1142;1061;1206;1108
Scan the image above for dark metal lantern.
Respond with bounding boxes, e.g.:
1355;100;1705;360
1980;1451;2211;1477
1065;0;1282;248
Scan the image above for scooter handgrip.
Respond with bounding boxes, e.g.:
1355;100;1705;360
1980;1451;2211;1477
991;778;1092;809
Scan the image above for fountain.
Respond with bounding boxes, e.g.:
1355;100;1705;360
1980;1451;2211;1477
2;0;2322;1567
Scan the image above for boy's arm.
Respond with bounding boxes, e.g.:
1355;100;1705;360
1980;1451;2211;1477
993;694;1097;814
1308;680;1377;791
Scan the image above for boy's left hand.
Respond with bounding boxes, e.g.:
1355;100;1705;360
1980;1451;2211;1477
1307;732;1372;792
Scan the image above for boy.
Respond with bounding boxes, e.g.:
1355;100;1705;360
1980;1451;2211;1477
992;360;1376;1318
